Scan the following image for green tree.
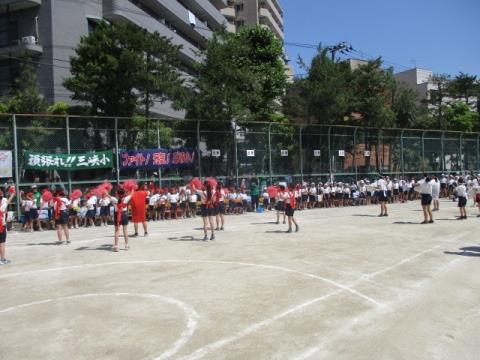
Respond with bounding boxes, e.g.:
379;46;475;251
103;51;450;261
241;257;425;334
47;101;70;114
427;74;450;129
448;72;477;105
64;21;184;117
302;48;351;125
7;60;47;114
444;102;478;132
350;58;395;128
188;26;286;125
391;85;419;128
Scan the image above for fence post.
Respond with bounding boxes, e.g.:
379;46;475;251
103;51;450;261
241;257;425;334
233;125;239;187
328;126;332;181
441;131;445;173
156;119;162;188
421;131;425;173
376;128;381;173
66;116;72;195
299;125;304;183
477;134;480;174
12;114;21;220
459;133;463;173
114;117;120;185
268;123;273;185
353;127;358;182
197;120;202;179
400;129;405;179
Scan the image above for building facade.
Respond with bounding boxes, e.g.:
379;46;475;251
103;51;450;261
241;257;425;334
221;0;284;40
0;0;227;118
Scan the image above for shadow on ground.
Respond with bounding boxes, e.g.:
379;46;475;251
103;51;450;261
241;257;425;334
445;246;480;257
75;244;113;251
167;236;208;242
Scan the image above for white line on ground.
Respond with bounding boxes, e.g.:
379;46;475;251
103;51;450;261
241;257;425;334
0;292;199;360
288;230;472;360
0;259;383;308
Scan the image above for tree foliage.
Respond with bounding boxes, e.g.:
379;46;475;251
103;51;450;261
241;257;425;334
64;21;184;117
188;26;287;125
7;61;47;114
283;51;401;128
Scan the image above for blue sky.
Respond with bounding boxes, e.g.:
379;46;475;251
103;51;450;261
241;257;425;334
282;0;480;77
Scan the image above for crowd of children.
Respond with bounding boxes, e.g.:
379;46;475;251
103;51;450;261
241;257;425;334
0;173;479;264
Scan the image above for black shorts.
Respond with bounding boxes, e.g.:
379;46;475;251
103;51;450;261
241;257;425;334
302;195;308;202
386;190;392;197
458;196;467;207
180;202;187;210
100;206;110;217
215;203;225;215
114;211;129;226
189;202;197;211
148;205;155;212
201;204;214;217
276;201;285;211
343;193;349;199
0;229;6;243
55;211;69;226
269;198;276;205
309;195;316;203
393;189;399;196
377;191;387;202
86;209;95;219
23;211;31;223
69;208;77;217
421;194;432;206
335;193;342;200
285;204;295;217
29;208;39;220
170;203;177;211
441;183;447;189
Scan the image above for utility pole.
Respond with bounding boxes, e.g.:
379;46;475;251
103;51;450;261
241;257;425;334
327;42;353;62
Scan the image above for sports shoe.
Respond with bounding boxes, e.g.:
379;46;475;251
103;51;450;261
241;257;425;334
286;229;292;233
203;235;208;241
295;225;299;232
1;259;11;265
220;227;224;231
132;233;138;237
144;232;148;237
210;235;215;241
428;220;434;224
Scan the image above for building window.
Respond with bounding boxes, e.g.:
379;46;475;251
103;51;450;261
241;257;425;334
235;20;245;28
235;4;244;12
87;19;99;34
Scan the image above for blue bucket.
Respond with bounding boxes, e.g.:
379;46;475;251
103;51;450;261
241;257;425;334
256;206;264;213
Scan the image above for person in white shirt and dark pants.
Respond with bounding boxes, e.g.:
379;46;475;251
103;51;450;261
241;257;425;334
456;178;468;220
416;176;434;224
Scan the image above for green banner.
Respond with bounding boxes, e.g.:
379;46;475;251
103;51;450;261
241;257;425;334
25;150;114;171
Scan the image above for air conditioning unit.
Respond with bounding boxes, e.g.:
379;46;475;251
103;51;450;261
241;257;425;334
21;36;36;45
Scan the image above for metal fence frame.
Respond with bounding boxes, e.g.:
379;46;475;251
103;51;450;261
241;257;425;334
2;113;479;217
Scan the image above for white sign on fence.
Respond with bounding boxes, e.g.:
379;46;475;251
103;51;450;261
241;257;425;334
246;149;255;157
313;150;321;157
364;150;371;157
280;149;288;157
338;150;345;157
211;149;221;157
0;150;12;178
